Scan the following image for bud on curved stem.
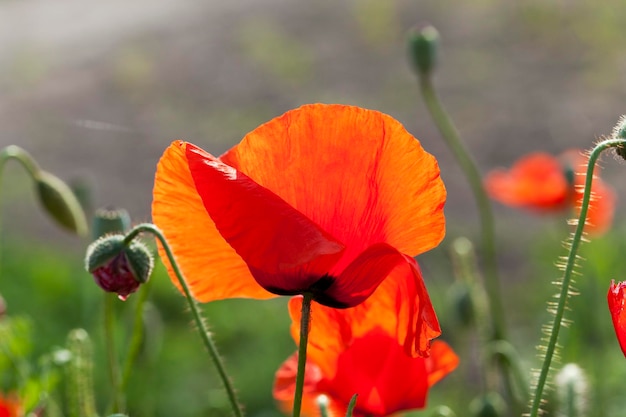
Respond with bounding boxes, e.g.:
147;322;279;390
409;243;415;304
0;145;88;236
121;223;244;417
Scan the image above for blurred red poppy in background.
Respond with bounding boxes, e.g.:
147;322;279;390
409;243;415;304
0;393;21;417
484;150;615;234
608;280;626;357
273;262;459;417
152;104;446;352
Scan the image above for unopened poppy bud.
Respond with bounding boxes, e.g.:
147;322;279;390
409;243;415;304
469;393;505;417
612;115;626;160
35;171;88;236
85;235;153;300
92;207;131;239
555;363;588;417
407;24;440;78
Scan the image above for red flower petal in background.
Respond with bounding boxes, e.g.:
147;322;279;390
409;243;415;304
274;263;458;417
153;104;445;331
608;280;626;356
485;150;616;235
484;152;570;211
0;394;21;417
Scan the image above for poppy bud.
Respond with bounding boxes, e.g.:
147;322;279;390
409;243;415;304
469;393;505;417
555;363;588;417
91;207;131;239
407;24;440;78
607;280;626;356
85;235;153;300
35;171;88;236
612;115;626;160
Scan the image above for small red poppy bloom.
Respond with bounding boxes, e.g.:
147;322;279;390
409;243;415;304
0;393;21;417
608;280;626;356
152;104;445;351
273;265;459;417
484;150;615;234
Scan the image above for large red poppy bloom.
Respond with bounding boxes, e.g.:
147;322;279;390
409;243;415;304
273;265;459;417
484;150;615;234
152;104;445;349
608;280;626;357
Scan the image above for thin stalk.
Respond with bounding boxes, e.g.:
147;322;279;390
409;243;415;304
120;276;154;393
104;293;124;413
418;77;506;342
124;223;244;417
528;139;625;417
292;293;313;417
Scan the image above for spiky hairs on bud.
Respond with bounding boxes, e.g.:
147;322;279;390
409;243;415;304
85;234;154;300
611;115;626;160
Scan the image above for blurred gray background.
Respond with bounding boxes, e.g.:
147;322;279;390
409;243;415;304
2;0;625;245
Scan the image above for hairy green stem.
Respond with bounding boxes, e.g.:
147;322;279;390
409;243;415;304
293;293;313;417
528;139;626;417
124;223;244;417
418;77;506;342
104;293;124;413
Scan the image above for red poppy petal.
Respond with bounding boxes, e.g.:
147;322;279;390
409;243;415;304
320;328;431;416
273;353;324;417
289;254;440;378
152;141;271;302
485;152;569;210
608;280;626;356
426;341;460;386
221;104;446;270
186;143;345;294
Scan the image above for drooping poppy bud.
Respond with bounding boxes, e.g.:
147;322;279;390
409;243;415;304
35;170;88;236
607;280;626;356
85;235;153;300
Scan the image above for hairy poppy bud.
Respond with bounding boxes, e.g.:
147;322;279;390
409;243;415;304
407;24;440;78
91;207;131;239
85;235;153;300
612;115;626;160
35;171;88;236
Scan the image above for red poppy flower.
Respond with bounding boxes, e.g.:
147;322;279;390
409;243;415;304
273;265;459;417
608;280;626;356
152;104;445;344
484;150;615;234
0;393;21;417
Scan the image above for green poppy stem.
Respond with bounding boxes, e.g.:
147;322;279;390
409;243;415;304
120;277;153;394
123;223;244;417
104;293;124;413
418;77;506;343
528;138;626;417
293;293;313;417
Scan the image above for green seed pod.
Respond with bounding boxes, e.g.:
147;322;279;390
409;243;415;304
91;207;131;240
35;170;88;236
407;24;440;78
